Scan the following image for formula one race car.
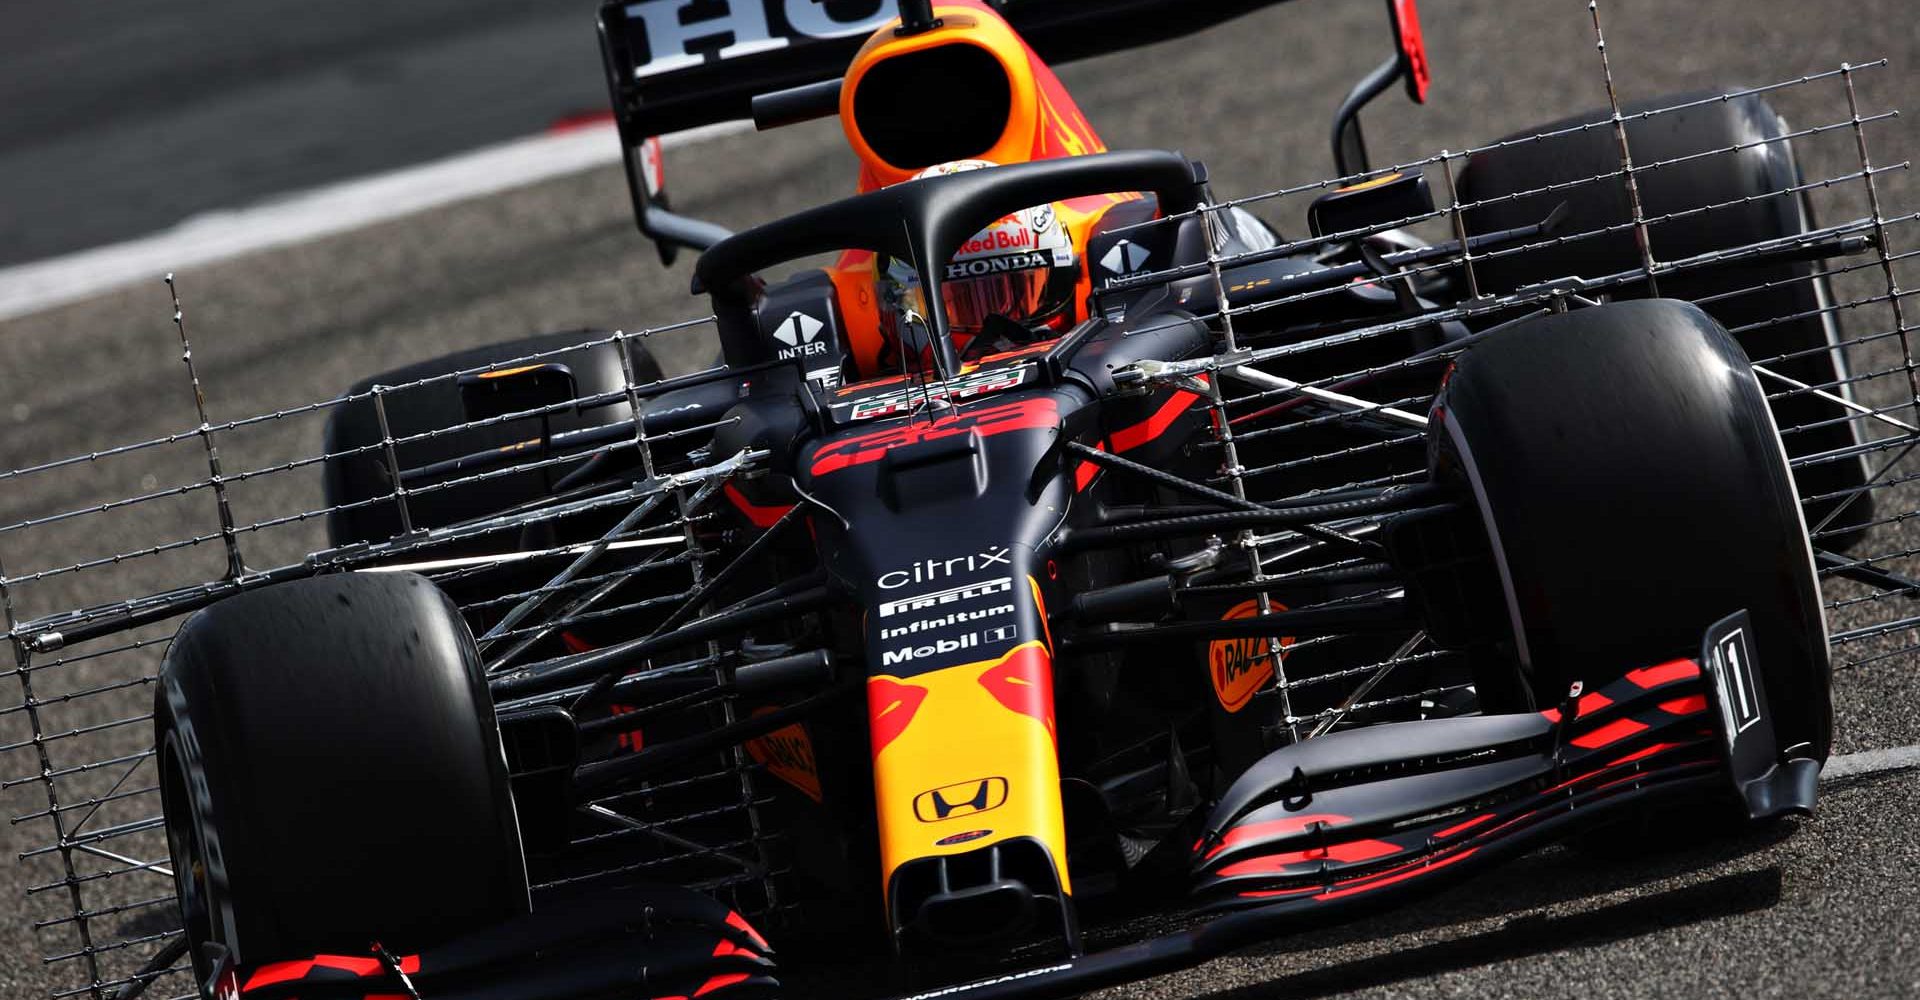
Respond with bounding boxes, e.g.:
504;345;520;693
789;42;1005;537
8;2;1913;1000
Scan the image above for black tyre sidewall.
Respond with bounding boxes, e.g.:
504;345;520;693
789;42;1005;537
322;331;664;546
1457;91;1869;545
156;572;529;970
1434;300;1831;760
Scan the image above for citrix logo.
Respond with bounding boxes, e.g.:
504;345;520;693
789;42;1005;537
878;545;1012;590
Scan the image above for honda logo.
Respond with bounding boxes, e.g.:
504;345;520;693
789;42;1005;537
913;776;1009;822
626;1;899;79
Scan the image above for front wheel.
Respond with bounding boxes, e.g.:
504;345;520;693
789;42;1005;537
157;572;528;989
1432;299;1831;763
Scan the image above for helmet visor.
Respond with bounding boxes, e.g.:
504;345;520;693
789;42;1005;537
881;258;1056;339
941;265;1054;336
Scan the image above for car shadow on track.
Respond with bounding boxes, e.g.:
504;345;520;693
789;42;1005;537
1188;866;1783;1000
104;787;1837;993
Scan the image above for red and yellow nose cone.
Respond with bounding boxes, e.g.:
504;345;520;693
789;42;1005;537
867;641;1069;895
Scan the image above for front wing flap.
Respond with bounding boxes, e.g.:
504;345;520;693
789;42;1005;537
222;885;777;1000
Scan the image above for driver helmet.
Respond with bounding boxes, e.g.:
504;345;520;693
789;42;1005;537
876;160;1079;368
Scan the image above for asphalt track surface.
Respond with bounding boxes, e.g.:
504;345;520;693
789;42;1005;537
0;0;614;267
4;1;1920;999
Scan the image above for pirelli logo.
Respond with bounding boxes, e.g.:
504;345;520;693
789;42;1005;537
877;577;1015;619
913;777;1009;823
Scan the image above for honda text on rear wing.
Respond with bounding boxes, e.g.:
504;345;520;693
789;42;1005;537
596;0;1430;263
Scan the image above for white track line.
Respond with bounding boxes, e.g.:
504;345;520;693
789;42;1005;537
0;119;748;324
1825;743;1920;781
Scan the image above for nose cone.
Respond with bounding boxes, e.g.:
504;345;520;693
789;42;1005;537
797;388;1082;952
889;837;1074;955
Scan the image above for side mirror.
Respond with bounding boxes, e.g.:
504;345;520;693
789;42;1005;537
459;363;579;425
1307;171;1435;239
1331;0;1434;178
621;135;735;267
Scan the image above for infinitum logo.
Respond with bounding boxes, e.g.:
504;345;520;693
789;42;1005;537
880;624;1021;667
878;604;1014;641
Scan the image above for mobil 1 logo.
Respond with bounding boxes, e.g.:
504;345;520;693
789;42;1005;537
881;623;1020;668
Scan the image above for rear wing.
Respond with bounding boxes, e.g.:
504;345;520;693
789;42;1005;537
598;0;1428;265
598;1;1298;140
597;0;1301;264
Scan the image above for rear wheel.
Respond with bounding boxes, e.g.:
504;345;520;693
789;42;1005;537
1433;299;1831;762
1458;91;1871;549
157;572;528;986
322;331;662;547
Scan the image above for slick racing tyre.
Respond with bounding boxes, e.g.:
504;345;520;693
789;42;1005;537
1432;299;1832;763
156;573;528;988
1457;91;1872;549
322;331;663;547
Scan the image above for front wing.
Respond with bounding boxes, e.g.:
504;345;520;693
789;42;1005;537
859;610;1812;1000
215;612;1806;1000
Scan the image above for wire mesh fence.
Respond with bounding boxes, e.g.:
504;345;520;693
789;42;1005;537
2;35;1914;1000
1094;52;1920;718
0;321;791;1000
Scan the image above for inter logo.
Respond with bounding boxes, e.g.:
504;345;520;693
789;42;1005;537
772;310;827;359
